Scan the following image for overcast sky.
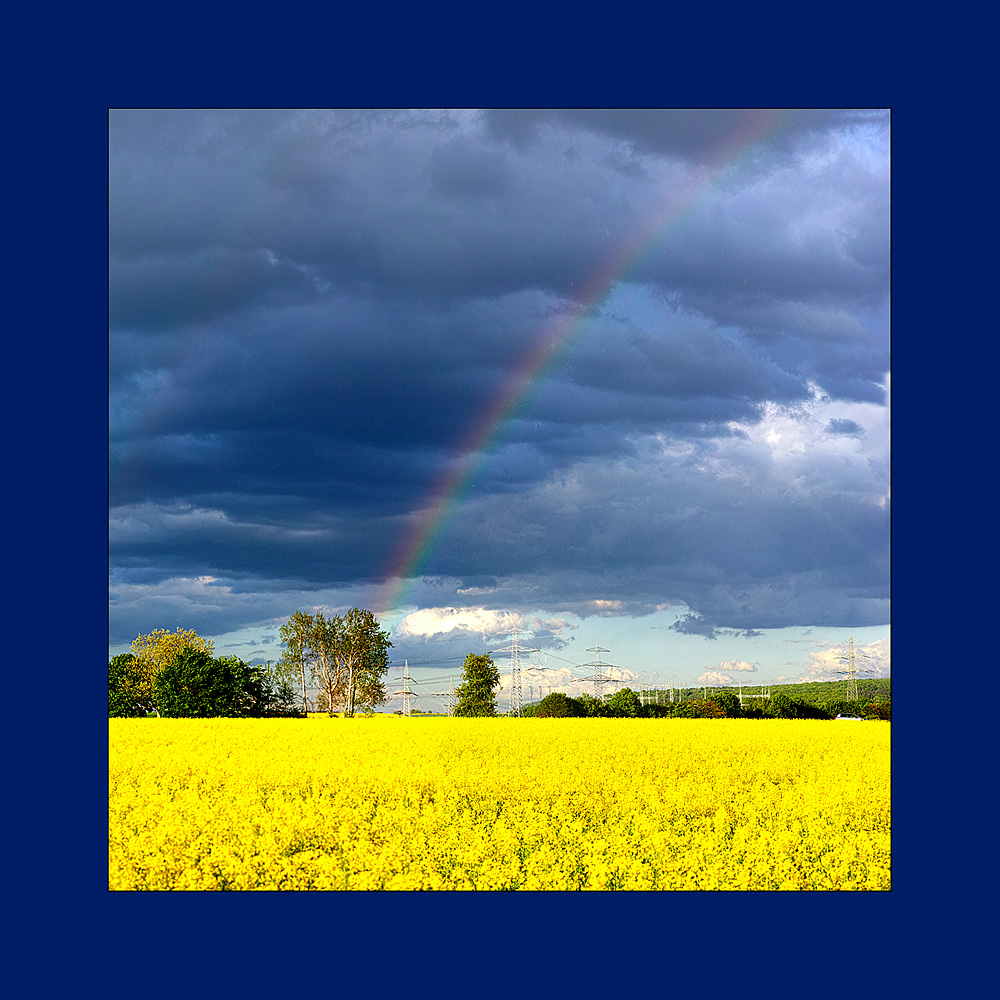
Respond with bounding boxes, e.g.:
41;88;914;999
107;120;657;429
109;108;890;702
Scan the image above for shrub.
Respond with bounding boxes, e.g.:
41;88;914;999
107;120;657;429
670;699;725;719
153;647;255;718
861;701;891;721
109;653;147;718
534;692;586;718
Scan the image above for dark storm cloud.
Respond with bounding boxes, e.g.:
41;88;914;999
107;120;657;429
483;108;886;162
109;109;889;645
410;436;890;627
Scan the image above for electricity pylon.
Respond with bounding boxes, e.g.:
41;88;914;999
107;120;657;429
835;636;874;702
491;624;538;717
420;674;458;716
523;654;556;707
391;659;418;717
576;646;626;700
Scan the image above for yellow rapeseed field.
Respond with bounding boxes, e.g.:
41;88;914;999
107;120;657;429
109;716;890;890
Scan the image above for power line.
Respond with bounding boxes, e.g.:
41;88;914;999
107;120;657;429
390;660;418;717
835;635;874;702
575;646;626;700
491;624;539;717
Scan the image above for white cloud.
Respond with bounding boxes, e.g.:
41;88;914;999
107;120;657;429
584;599;626;614
720;376;890;502
806;636;891;680
717;659;758;673
698;670;734;685
395;606;521;640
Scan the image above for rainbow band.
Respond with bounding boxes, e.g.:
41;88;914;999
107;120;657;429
375;110;788;617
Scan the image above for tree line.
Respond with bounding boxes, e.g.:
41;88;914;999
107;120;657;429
109;609;392;718
110;620;888;721
522;688;890;720
450;653;890;720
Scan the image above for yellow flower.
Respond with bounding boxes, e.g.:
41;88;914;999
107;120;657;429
109;717;889;890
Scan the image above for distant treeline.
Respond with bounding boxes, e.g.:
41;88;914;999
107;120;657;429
521;679;891;721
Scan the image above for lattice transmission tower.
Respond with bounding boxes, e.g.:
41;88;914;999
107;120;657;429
391;659;418;717
491;624;539;717
835;636;874;702
576;646;626;700
523;654;558;707
422;675;457;716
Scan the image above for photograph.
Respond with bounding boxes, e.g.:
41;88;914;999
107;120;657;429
109;108;890;891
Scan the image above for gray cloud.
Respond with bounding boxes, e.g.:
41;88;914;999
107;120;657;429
109;109;889;653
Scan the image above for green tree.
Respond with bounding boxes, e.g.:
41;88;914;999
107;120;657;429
454;653;500;717
153;647;248;718
306;612;343;714
278;610;314;714
861;700;891;721
149;649;297;718
338;608;393;716
130;628;215;716
764;691;827;719
607;687;643;718
534;691;585;717
670;698;725;718
289;608;393;716
247;661;300;717
577;693;610;717
765;692;795;718
109;653;146;717
711;691;741;718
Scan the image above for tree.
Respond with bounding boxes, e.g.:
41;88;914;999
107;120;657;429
153;647;247;718
577;693;610;717
861;701;891;721
606;687;644;718
284;607;393;716
766;692;799;719
151;648;299;718
338;608;392;717
257;661;300;716
307;612;343;714
278;610;314;714
130;628;215;716
454;653;500;717
109;653;145;717
669;698;725;718
711;691;741;718
534;691;585;718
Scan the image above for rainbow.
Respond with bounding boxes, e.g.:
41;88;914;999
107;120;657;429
374;110;789;618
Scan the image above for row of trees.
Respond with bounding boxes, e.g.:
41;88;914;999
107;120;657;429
523;688;890;720
448;654;890;720
110;620;887;721
109;609;393;718
110;646;297;718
